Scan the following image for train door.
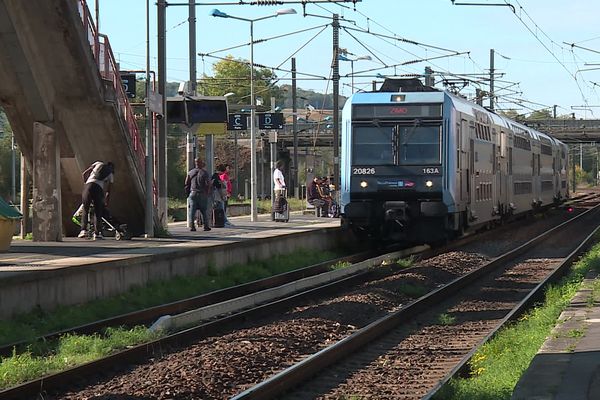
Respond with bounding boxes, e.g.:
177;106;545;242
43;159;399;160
455;122;462;209
508;146;514;207
553;143;565;200
492;141;499;219
499;130;509;212
460;118;470;204
469;138;475;218
532;152;540;205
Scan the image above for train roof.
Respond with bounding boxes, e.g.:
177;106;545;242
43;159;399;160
346;90;445;105
349;78;564;147
445;90;559;144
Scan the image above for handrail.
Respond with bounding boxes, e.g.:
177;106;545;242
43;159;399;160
76;0;146;176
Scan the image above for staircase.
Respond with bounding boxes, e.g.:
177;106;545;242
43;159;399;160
0;0;149;236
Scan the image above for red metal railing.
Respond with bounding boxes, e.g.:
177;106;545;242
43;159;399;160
76;0;146;176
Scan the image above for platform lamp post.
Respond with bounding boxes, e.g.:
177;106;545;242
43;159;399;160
338;54;372;93
210;7;297;222
222;92;235;195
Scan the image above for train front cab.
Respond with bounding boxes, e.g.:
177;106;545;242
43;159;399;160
340;91;451;244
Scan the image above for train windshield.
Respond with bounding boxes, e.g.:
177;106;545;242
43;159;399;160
398;125;441;165
352;125;394;165
352;124;441;166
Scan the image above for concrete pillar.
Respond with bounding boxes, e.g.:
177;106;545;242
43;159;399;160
32;122;62;241
20;154;29;239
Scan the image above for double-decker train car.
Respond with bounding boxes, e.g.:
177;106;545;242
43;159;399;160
340;78;569;244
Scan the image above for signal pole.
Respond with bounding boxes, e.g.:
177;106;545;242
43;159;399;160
489;49;495;111
157;0;167;228
332;14;340;192
292;57;299;198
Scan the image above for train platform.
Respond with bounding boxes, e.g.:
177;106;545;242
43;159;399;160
511;269;600;400
0;212;342;319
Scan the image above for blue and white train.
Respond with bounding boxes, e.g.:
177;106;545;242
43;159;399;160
340;78;569;244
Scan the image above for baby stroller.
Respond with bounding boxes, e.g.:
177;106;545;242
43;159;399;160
273;189;289;222
72;204;131;240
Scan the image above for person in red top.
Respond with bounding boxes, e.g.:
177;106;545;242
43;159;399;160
218;164;233;226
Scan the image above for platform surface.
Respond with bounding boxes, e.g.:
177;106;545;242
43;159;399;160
512;271;600;400
0;213;340;279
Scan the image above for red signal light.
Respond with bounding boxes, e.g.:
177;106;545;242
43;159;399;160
567;206;574;213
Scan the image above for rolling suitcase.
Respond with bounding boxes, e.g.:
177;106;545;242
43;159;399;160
212;207;225;228
274;196;289;222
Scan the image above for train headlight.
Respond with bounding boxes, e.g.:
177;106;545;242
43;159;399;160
425;180;433;188
360;180;368;188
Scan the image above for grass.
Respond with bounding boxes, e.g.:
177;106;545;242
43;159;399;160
167;196;309;222
0;327;159;389
396;256;415;268
0;248;340;348
0;248;342;389
258;197;307;213
396;283;428;298
565;328;585;338
434;240;600;400
12;232;32;240
438;313;457;326
330;260;352;270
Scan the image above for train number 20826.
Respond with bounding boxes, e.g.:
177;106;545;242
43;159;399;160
353;167;376;175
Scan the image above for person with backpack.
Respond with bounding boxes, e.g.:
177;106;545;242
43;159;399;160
79;161;114;240
185;158;211;232
210;171;227;228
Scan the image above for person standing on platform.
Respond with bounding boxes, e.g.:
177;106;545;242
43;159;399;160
273;160;286;198
79;161;114;240
185;158;211;232
218;164;234;226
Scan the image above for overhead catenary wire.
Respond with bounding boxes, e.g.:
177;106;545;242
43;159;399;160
116;0;600;120
505;0;589;106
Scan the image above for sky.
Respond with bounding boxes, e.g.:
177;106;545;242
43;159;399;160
94;0;600;119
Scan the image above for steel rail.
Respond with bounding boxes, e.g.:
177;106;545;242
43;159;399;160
231;201;600;399
0;246;429;400
422;203;600;399
1;197;595;399
0;249;387;358
5;210;537;358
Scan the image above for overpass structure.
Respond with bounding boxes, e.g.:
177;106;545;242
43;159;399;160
523;119;600;143
0;0;149;239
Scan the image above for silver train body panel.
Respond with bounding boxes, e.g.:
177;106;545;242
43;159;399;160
340;86;569;243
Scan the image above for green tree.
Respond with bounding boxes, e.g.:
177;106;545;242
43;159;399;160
0;110;16;201
574;164;593;187
198;55;284;107
279;84;345;110
528;108;552;120
498;109;520;121
167;128;186;199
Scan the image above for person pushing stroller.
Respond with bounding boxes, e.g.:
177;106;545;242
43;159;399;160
78;161;114;240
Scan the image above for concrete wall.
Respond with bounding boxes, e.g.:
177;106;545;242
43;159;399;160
0;227;344;318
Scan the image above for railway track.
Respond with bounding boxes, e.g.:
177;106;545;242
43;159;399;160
1;194;598;399
0;248;411;357
4;192;594;357
234;200;600;399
